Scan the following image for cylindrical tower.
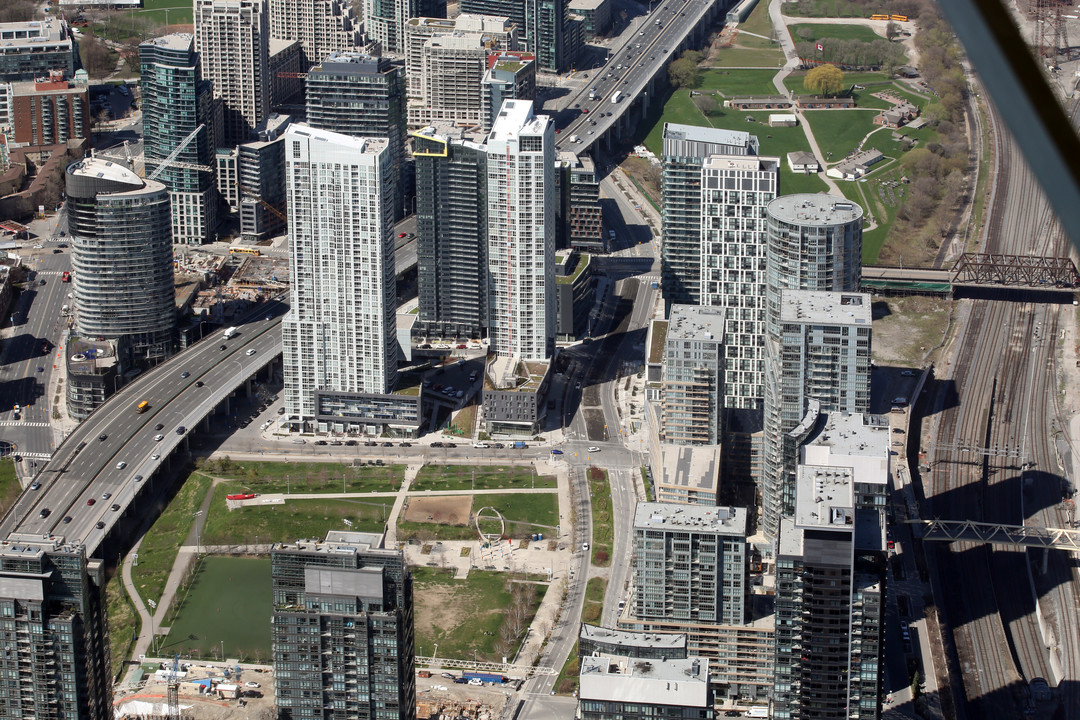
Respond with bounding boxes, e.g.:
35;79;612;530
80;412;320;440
67;158;176;362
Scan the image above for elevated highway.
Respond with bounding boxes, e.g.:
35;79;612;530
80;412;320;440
554;0;729;154
0;309;285;555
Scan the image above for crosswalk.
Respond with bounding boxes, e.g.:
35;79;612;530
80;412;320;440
0;421;50;428
17;452;52;460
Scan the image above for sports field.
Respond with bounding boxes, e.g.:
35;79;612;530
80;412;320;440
161;556;272;662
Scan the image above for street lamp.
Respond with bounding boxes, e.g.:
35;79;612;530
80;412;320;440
146;598;158;655
193;511;203;555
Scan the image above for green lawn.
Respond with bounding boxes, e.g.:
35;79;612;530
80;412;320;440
784;0;894;17
709;46;786;67
803;109;881;160
587;468;612;567
475;493;559;535
201;458;405;493
582;577;606;624
698;68;781;97
161;557;272;663
556;640;580;695
107;573;139;678
411;464;556;492
0;459;20;517
781;169;829;194
788;23;883;44
413;568;546;662
138;0;193;25
784;70;893;95
201;485;388;545
739;0;779;40
131;471;212;609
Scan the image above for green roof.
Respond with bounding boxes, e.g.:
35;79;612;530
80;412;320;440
556;253;590;285
648;320;668;365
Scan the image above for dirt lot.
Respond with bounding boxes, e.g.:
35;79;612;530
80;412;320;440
871;295;953;367
404;495;474;526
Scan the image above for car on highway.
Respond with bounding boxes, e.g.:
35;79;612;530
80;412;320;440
195;381;204;387
96;521;105;530
247;348;256;355
134;475;143;483
177;426;186;434
29;481;40;490
115;461;126;469
398;232;407;238
111;504;120;512
154;423;164;431
181;371;190;378
588;446;600;452
151;453;160;461
62;516;72;524
87;498;96;506
101;492;111;500
39;508;50;518
37;366;43;372
99;433;107;441
154;434;164;441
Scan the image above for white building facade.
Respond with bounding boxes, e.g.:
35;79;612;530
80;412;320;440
485;100;555;361
282;124;397;425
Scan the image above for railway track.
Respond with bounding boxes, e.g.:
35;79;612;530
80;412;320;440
926;94;1080;718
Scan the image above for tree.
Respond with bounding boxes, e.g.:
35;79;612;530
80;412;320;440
692;94;717;116
886;21;901;41
80;36;114;78
803;64;845;96
668;58;701;89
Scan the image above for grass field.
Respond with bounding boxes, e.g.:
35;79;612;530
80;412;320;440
162;557;272;662
107;573;138;678
784;0;892;16
201;485;388;545
0;459;20;517
587;468;612;567
475;493;559;534
698;69;781;97
138;0;193;25
783;70;892;96
131;470;212;609
413;567;545;662
802;109;880;159
411;465;556;492
555;640;580;694
710;46;786;67
788;23;883;44
582;577;606;624
202;459;405;494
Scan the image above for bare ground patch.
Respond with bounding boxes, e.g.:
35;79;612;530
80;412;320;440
404;495;473;526
871;295;953;367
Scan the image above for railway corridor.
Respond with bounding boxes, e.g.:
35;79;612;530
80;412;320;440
927;100;1080;719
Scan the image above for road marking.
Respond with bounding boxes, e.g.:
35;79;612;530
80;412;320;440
0;421;50;427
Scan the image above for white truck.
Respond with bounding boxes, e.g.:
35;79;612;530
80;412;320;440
611;91;623;104
223;326;239;340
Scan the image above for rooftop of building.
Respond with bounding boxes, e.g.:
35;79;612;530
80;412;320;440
11;77;85;95
425;33;486;50
647;319;668;365
555;251;589;284
65;336;118;376
409;13;513;31
787;150;819;164
490;55;530;72
253;112;292;141
802;411;890;487
0;18;69;46
68;157;141;185
634;502;747;537
488;100;547;141
662;122;753;148
701;154;779;172
285;123;388;154
666;304;724;343
274;530;387;555
767;193;864;225
139;33;193;51
579;624;688;652
854;506;885;553
779;289;871;326
794;464;855;532
268;37;300;55
412;122;488;149
485;355;549;393
579;655;710;707
655;443;721;495
568;0;608;10
312;51;390;73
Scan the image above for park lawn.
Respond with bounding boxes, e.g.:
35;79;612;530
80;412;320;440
0;459;20;517
709;45;786;67
131;471;212;609
587;468;612;567
739;0;779;40
784;0;893;16
202;458;405;493
446;403;477;437
582;577;606;624
161;557;272;663
107;573;138;678
412;567;546;662
140;0;194;25
803;108;881;160
781;169;829;195
475;493;559;536
411;464;556;491
788;23;883;44
201;485;388;545
699;68;781;97
398;518;475;541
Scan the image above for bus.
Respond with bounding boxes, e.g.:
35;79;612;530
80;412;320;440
229;246;260;256
870;14;890;20
135;400;149;414
890;14;908;21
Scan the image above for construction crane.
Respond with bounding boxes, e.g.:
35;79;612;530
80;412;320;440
235;180;288;225
166;653;181;720
145;124;213;181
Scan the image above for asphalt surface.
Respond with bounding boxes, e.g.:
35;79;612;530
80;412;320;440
554;0;716;152
0;306;285;550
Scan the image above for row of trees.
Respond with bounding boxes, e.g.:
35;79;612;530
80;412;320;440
668;50;704;88
492;580;538;660
795;37;908;71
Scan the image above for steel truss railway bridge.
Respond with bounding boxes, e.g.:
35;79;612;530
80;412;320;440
911;519;1080;551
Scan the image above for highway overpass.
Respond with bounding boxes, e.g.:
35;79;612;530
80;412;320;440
554;0;730;155
0;309;285;556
